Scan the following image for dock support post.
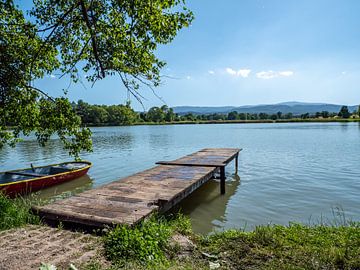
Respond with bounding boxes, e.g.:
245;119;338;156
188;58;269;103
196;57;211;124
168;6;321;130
220;166;226;194
235;153;239;174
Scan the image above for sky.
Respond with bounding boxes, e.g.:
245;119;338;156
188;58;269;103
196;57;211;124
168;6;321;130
27;0;360;110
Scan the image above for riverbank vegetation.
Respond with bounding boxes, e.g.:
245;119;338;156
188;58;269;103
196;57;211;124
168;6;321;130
73;100;360;126
0;193;40;231
0;194;359;269
91;215;360;270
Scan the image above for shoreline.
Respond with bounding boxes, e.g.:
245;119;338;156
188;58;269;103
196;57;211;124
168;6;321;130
82;118;360;127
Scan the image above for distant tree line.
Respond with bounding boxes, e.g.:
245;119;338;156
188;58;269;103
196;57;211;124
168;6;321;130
72;101;360;126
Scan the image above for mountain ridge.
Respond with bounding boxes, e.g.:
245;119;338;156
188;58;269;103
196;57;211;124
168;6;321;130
172;102;358;115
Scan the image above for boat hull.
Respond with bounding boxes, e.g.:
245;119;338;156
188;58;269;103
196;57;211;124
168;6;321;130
0;162;91;197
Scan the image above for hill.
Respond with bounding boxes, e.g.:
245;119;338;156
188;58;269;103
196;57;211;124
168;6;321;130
173;102;358;115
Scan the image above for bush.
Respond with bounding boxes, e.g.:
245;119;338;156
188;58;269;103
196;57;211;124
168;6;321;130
103;213;193;267
104;216;172;266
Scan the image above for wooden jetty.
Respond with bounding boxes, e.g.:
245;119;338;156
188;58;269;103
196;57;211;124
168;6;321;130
33;148;241;229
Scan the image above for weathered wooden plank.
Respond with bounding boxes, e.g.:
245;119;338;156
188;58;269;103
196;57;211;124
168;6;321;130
156;161;226;167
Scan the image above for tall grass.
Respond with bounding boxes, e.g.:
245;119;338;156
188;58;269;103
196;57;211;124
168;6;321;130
201;222;360;269
0;193;40;230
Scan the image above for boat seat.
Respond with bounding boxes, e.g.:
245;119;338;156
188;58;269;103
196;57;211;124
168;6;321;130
5;171;46;177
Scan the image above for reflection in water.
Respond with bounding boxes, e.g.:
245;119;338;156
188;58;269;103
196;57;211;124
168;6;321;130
30;175;93;201
92;132;134;151
340;122;349;132
16;139;68;164
173;173;241;234
148;126;173;151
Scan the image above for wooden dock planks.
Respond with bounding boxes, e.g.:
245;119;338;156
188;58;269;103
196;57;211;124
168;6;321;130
33;148;241;229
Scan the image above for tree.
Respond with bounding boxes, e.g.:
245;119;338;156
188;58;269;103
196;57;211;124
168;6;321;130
147;107;165;122
107;103;138;125
227;111;238;120
301;113;310;119
88;106;109;125
0;1;91;157
165;108;175;122
321;111;329;118
259;113;269;120
338;106;351;119
0;0;193;157
358;105;360;118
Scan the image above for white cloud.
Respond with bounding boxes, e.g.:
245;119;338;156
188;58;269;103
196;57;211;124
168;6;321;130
226;67;237;76
208;70;215;75
279;71;294;77
226;67;251;77
256;70;294;79
186;75;191;80
237;69;251;78
256;70;277;79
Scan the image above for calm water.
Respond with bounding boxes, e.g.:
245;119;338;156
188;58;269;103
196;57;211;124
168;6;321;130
1;123;359;234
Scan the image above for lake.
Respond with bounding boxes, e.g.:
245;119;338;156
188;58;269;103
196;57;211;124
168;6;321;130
1;122;359;234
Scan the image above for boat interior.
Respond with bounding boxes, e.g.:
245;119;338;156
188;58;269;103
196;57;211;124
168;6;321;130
0;162;89;185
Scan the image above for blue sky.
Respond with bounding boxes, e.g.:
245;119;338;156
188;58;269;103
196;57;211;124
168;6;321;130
30;0;360;110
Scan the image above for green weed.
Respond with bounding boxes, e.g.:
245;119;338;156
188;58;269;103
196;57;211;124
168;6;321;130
103;215;172;266
103;213;194;268
0;193;40;230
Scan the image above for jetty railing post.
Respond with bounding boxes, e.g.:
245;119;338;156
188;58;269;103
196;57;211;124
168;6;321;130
235;153;239;174
220;166;226;194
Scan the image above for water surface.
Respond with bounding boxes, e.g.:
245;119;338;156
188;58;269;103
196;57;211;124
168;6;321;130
1;123;359;234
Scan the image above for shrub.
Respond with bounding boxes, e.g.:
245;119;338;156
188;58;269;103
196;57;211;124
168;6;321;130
103;216;172;266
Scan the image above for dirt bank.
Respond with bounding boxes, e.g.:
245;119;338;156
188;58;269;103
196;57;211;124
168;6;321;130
0;225;107;270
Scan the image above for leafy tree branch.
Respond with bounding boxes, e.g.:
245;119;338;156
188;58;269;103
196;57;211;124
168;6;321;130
0;0;193;158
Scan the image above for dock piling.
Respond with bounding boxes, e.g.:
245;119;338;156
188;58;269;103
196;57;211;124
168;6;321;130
220;166;226;194
235;153;239;174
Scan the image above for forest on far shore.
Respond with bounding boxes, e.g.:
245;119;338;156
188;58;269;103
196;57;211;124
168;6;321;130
74;100;360;126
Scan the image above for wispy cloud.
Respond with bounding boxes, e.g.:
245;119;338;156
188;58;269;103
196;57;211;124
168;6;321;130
226;67;251;78
46;74;57;79
256;70;294;79
279;71;294;77
208;70;215;75
186;75;191;80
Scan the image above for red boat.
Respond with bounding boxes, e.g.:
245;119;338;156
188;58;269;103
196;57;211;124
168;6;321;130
0;161;92;197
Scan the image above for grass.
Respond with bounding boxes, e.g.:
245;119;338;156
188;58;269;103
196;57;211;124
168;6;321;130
0;192;40;230
200;222;360;269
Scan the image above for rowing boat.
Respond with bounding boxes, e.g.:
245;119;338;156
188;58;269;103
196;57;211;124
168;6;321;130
0;161;92;197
